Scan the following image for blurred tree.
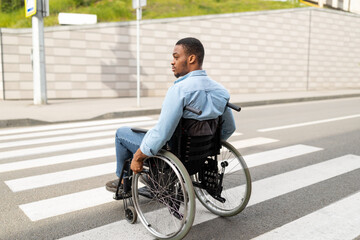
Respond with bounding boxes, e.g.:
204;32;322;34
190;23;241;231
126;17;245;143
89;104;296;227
0;0;24;12
73;0;100;7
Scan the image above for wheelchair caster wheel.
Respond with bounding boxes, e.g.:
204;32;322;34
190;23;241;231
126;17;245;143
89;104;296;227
125;206;137;224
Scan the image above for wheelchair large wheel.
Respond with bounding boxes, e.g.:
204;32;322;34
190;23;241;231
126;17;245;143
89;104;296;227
192;141;251;217
132;149;196;240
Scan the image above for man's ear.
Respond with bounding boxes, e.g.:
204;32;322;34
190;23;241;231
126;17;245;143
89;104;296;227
188;54;196;64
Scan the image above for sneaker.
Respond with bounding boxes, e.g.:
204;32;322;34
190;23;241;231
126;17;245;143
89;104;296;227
105;179;123;193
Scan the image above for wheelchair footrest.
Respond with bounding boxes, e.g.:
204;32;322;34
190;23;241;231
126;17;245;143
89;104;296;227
113;191;132;200
138;187;154;199
171;210;183;220
212;195;226;203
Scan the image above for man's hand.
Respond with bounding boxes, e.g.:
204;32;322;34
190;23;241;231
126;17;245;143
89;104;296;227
131;148;148;174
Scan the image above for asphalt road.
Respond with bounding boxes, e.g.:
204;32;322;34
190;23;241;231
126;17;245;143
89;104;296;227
0;97;359;240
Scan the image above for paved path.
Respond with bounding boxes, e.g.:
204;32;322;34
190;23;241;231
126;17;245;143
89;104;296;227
1;98;360;239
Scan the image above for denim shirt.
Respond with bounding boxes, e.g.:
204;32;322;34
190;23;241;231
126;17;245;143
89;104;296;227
140;70;236;156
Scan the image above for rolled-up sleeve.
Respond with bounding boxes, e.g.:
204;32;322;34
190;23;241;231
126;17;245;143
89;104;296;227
140;86;184;156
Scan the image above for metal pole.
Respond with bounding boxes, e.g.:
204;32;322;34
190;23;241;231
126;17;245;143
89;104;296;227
32;0;47;105
348;0;351;12
136;0;141;107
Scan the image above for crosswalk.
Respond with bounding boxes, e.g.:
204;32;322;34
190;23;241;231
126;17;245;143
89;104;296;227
253;190;360;240
1;115;359;239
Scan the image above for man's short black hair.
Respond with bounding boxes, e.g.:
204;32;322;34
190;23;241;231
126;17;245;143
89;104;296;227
176;37;205;67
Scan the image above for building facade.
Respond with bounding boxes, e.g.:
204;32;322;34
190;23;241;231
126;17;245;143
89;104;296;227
310;0;360;14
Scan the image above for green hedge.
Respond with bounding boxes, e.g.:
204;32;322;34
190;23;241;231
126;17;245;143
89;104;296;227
73;0;99;7
1;0;24;13
0;0;303;28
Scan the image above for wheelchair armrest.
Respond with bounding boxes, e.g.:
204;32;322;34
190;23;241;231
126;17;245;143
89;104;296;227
131;127;148;134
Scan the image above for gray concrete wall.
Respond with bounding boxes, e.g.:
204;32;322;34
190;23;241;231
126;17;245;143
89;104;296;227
0;30;4;100
0;7;359;100
309;9;360;89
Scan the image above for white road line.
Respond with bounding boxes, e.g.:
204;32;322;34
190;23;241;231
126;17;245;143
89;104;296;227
225;145;322;174
0;120;158;149
0;116;154;136
245;144;322;168
230;132;242;137
3;138;280;190
0;120;157;142
18;143;328;219
0;137;275;173
5;163;116;192
20;188;114;222
58;215;154;240
0;138;114;160
196;155;360;224
230;137;278;149
248;154;360;206
258;114;360;132
0;131;114;149
252;192;360;240
57;154;360;239
0;148;113;173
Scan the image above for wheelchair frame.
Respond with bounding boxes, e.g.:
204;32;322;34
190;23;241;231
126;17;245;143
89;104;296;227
113;103;252;240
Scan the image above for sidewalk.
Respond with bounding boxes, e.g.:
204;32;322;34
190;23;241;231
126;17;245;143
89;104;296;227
1;89;360;128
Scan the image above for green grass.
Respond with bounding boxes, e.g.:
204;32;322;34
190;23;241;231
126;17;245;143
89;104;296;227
0;0;304;28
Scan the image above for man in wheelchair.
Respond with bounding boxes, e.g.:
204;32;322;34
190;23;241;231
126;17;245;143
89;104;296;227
105;37;236;195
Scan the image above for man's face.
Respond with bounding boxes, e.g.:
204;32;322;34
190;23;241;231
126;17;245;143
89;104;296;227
171;44;189;78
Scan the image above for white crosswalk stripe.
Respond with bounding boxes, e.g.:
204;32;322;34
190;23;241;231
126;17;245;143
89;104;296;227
0;148;113;173
4;143;317;193
0;120;157;149
21;154;359;222
229;137;278;149
257;114;360;132
0;121;149;142
0;138;114;160
0;116;154;136
20;188;113;222
6;162;116;192
0;130;115;149
58;154;360;240
253;190;360;240
16;143;324;220
245;144;322;168
248;154;360;206
1;116;359;240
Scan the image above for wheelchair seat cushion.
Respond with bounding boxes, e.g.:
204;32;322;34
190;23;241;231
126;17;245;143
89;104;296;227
181;118;219;136
166;117;222;175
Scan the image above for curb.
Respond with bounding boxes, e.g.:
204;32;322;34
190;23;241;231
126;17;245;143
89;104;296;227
1;93;359;129
237;93;360;107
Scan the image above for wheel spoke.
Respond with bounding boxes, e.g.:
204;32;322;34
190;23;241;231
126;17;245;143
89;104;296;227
132;152;195;239
192;141;251;217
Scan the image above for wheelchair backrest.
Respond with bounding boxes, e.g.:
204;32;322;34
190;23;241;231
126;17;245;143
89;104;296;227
169;117;222;174
168;102;240;174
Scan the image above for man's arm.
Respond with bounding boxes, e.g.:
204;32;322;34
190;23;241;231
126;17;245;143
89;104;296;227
140;85;184;156
221;106;236;140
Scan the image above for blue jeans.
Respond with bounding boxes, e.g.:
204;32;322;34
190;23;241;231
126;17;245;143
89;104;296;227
115;127;145;177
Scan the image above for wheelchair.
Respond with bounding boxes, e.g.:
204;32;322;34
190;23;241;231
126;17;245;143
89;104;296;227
113;103;252;240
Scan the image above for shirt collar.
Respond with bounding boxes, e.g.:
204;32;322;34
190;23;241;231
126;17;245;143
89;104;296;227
174;70;207;84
